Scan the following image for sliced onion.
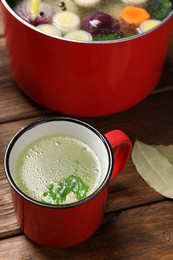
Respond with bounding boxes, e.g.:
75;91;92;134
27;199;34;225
37;24;62;36
34;3;54;26
14;0;54;26
14;1;32;23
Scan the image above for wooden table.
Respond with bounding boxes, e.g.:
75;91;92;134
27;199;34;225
1;5;173;259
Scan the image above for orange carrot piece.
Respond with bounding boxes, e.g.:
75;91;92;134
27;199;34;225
120;6;150;26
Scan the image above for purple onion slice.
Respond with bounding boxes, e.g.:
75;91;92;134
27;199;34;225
14;0;54;26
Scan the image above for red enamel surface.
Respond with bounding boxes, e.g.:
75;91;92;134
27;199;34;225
11;186;108;248
1;3;173;116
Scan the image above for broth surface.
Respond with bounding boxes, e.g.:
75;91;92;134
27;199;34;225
15;134;102;204
13;0;173;41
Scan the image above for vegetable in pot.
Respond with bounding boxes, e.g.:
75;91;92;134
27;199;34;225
36;24;62;36
144;0;172;21
64;30;92;41
138;19;161;32
120;5;150;26
73;0;101;8
81;11;138;40
93;33;118;41
122;0;147;4
52;11;81;35
81;12;115;36
118;19;138;35
14;0;54;26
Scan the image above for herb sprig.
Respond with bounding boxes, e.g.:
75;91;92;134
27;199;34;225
41;160;90;204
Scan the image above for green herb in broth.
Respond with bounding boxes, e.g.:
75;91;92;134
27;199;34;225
42;160;90;204
93;33;118;40
144;0;172;21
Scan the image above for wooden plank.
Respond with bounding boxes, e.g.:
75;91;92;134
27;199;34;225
86;90;173;145
0;201;173;259
0;77;52;123
0;182;21;239
0;38;9;76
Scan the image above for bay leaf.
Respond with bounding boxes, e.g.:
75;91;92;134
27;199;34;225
152;144;173;165
132;140;173;198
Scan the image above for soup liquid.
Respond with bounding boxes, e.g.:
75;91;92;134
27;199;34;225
15;134;102;204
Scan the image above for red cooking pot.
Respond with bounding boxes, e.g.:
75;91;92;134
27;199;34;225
1;1;173;117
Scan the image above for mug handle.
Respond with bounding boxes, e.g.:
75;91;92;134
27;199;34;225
105;130;132;181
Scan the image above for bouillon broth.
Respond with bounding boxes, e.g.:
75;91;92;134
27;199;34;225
15;134;102;205
12;0;173;41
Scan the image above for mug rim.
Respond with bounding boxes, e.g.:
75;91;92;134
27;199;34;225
4;116;114;209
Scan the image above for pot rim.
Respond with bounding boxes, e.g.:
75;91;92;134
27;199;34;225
4;116;114;209
1;0;173;44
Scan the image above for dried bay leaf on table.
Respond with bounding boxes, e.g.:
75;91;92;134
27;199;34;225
152;144;173;165
132;140;173;198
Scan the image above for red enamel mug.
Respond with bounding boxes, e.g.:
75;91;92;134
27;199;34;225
1;0;173;117
4;117;131;248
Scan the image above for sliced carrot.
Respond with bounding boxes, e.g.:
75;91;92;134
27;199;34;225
120;6;150;26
